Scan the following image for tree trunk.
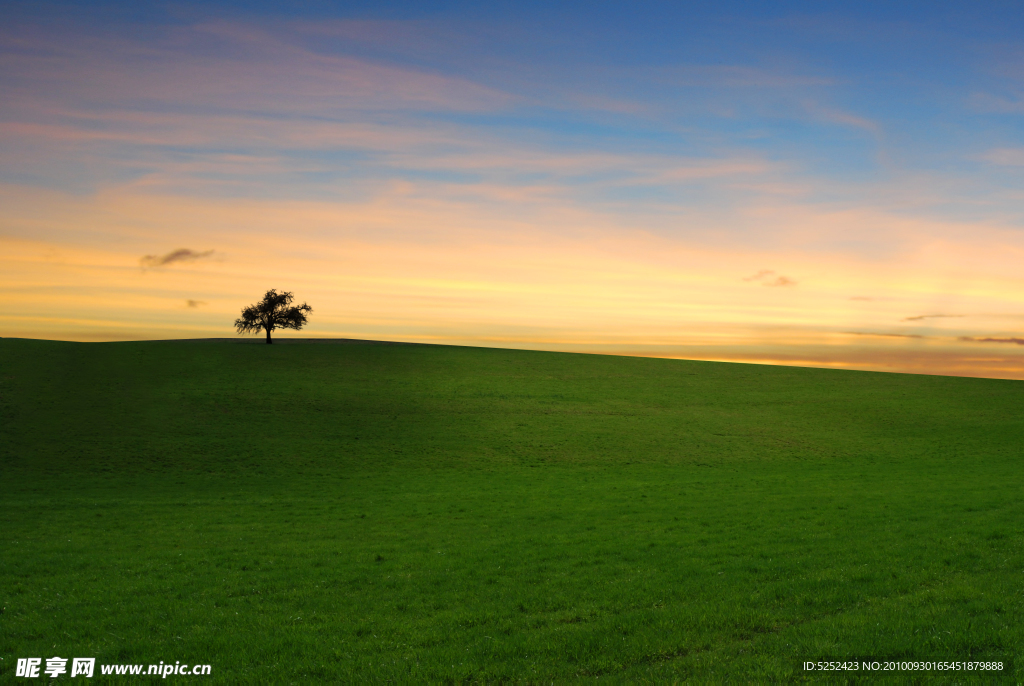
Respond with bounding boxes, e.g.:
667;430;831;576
266;326;272;344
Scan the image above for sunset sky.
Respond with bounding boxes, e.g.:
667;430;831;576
4;1;1024;377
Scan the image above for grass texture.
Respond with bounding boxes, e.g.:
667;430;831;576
1;338;1022;682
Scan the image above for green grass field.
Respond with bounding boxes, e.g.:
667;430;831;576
2;338;1022;682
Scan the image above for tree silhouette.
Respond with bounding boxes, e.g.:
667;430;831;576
235;289;312;344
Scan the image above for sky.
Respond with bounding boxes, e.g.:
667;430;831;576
3;1;1024;378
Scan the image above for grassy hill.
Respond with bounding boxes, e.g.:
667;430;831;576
1;338;1021;682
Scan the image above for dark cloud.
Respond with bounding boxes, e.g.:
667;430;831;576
902;314;964;322
959;336;1024;346
743;269;774;282
186;299;206;308
140;248;214;268
844;331;926;339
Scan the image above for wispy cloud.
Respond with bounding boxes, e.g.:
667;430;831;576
803;101;881;136
959;336;1024;346
968;92;1024;114
140;249;214;268
979;148;1024;166
657;65;833;88
902;314;964;321
0;21;516;117
843;331;926;339
743;270;797;287
186;299;206;308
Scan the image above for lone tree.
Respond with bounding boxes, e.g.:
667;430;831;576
235;289;312;344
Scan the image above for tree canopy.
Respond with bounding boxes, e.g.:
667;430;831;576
235;289;312;344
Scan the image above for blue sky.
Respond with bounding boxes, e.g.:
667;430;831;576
3;1;1024;376
6;1;1023;206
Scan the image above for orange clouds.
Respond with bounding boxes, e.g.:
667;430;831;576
3;182;1024;378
